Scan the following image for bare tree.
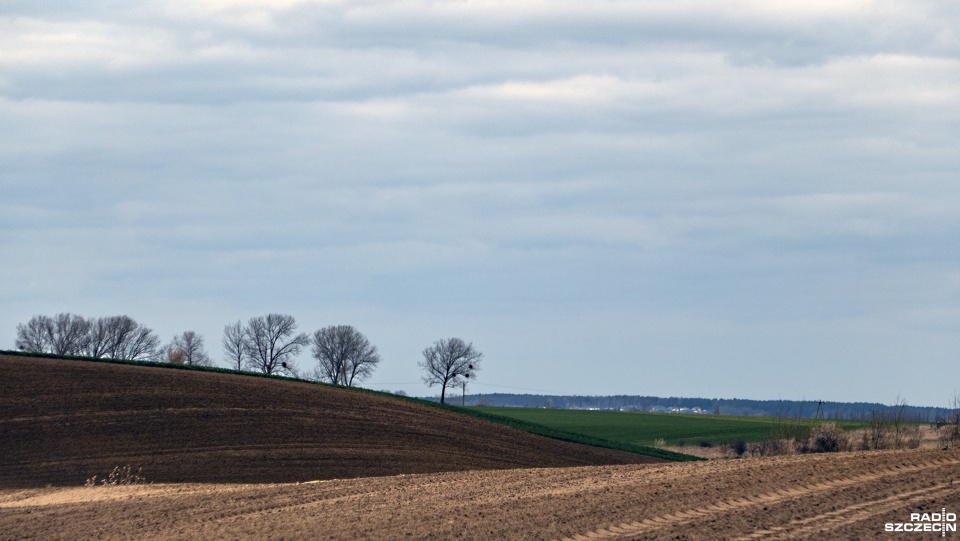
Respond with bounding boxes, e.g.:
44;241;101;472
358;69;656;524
96;315;161;361
166;331;212;366
222;320;246;371
15;315;54;353
242;314;308;375
85;317;113;358
17;313;158;360
15;313;90;355
419;338;482;404
49;313;91;354
311;325;380;386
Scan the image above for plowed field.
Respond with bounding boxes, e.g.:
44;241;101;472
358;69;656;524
0;354;659;489
3;353;958;540
2;448;958;540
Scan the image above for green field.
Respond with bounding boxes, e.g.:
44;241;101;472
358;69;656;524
473;407;864;448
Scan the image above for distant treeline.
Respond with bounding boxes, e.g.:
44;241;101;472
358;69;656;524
458;393;952;422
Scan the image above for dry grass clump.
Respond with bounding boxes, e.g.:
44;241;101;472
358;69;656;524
935;397;960;448
754;421;924;457
748;398;933;457
85;465;146;486
719;418;931;459
858;422;922;450
938;420;960;448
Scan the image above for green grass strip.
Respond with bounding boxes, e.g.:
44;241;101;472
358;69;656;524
471;406;873;450
423;402;704;462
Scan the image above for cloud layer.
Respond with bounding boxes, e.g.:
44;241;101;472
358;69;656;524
2;0;959;404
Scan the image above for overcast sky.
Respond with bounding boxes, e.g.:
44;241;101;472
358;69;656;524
2;0;959;406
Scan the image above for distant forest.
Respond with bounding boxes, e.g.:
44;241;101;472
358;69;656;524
451;393;953;422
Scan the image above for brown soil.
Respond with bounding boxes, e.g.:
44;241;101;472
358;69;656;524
1;448;958;540
0;354;658;489
5;354;958;539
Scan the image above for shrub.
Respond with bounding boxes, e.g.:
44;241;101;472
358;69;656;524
902;424;922;449
719;439;747;458
167;349;186;365
748;439;792;457
940;424;960;448
937;395;960;449
807;423;848;453
858;409;923;450
730;439;747;457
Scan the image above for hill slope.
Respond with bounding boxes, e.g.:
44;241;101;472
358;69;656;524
0;354;662;488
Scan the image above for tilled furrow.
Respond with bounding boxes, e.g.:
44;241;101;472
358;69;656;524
735;482;958;540
557;456;960;541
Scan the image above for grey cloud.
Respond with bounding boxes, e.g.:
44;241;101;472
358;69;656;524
3;0;960;402
4;0;958;106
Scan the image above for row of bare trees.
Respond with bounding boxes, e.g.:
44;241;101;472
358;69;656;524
14;313;202;363
220;315;384;384
219;314;484;401
14;312;482;400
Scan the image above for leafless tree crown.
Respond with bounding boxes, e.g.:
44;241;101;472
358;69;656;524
310;325;381;386
240;314;308;375
16;313;159;361
166;331;212;366
222;320;246;371
97;316;161;361
419;337;482;404
15;313;90;355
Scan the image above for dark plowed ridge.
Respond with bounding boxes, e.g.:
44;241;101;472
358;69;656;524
0;354;661;488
